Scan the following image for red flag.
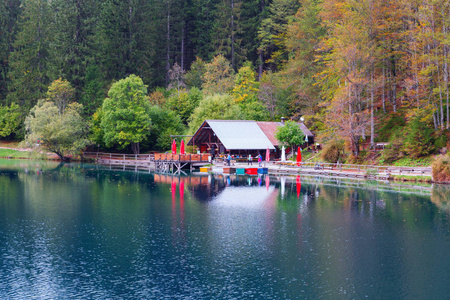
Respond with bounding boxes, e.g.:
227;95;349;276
296;146;302;166
172;139;176;154
180;139;185;155
266;148;270;162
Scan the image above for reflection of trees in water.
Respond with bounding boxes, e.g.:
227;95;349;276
0;171;24;216
431;186;450;213
4;161;450;230
270;175;450;231
315;183;449;229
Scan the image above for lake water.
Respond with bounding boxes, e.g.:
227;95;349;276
1;159;450;299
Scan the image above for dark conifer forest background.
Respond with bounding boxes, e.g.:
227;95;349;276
1;0;450;160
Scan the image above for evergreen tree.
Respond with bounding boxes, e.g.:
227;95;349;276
7;0;52;112
48;0;99;100
240;0;270;76
0;0;21;103
258;0;299;71
211;0;245;70
96;0;157;86
80;64;106;116
0;2;9;102
282;0;325;117
190;0;217;61
202;54;235;95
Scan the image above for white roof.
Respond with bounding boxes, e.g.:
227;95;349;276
207;120;275;150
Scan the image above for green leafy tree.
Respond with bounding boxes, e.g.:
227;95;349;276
24;100;91;161
188;93;244;133
90;106;105;148
275;120;305;150
80;64;106;116
46;78;74;115
165;87;202;125
185;57;206;89
231;63;259;103
100;75;151;154
0;103;21;138
202;55;235;95
146;105;184;151
240;100;270;121
404;112;436;158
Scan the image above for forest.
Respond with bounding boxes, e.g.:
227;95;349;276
1;0;450;164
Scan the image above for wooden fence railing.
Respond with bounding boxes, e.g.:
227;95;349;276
83;152;212;163
83;152;154;161
275;161;432;176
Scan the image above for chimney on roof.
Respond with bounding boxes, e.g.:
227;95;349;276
281;117;286;125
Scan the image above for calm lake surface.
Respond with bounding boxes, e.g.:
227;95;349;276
1;159;450;299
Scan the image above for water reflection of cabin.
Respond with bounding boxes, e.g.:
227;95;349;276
187;119;314;159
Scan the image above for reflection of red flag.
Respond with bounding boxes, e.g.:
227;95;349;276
171;181;177;203
179;180;185;204
180;140;185;155
265;175;270;190
296;147;302;166
172;139;176;154
296;175;301;199
179;180;185;226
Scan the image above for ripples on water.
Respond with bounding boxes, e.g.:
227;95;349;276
0;161;450;299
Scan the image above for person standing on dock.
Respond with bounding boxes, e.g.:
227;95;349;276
248;154;252;165
258;153;262;167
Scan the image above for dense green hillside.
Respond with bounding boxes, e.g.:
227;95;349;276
0;0;449;163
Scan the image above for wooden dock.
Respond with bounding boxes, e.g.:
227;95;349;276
83;152;211;173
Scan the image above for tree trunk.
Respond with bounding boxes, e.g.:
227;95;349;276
231;0;235;70
166;0;171;87
131;142;140;154
370;72;375;146
181;24;185;71
382;64;386;113
258;0;266;80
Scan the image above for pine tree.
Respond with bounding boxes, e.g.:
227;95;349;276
190;0;217;61
48;0;99;101
258;0;299;71
7;0;52;111
96;0;157;85
240;0;269;71
211;0;246;70
0;2;9;102
283;0;325;117
0;0;21;103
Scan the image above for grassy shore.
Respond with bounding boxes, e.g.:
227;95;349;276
0;148;31;159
